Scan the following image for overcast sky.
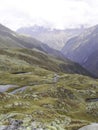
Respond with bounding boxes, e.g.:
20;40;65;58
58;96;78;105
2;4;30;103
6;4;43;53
0;0;98;30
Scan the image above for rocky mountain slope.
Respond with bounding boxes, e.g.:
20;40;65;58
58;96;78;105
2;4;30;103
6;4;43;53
0;24;66;59
17;25;84;50
62;25;98;77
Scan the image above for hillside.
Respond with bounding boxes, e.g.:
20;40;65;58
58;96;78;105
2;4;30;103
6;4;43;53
0;70;98;130
0;23;93;77
0;48;92;77
0;24;65;59
0;24;97;130
0;47;97;130
62;25;98;77
17;25;84;50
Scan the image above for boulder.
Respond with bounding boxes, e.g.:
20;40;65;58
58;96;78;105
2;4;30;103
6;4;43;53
79;123;98;130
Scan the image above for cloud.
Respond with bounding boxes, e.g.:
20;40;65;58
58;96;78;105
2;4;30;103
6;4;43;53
0;0;98;30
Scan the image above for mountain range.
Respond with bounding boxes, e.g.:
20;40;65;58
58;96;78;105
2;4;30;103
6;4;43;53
17;25;84;50
17;24;98;77
0;23;92;76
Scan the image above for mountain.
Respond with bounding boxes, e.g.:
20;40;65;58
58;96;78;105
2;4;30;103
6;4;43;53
0;23;93;77
0;24;66;59
17;25;84;50
62;25;98;77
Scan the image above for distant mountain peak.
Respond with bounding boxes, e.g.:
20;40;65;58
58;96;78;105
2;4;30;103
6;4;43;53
17;25;84;50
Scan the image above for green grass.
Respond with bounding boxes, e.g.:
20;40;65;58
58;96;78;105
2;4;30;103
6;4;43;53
0;48;98;129
0;72;98;125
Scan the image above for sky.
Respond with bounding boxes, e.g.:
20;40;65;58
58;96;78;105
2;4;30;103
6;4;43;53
0;0;98;30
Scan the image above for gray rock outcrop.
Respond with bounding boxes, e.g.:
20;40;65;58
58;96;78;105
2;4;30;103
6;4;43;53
79;123;98;130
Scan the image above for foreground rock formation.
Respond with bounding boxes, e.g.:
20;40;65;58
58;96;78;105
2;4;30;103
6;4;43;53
79;123;98;130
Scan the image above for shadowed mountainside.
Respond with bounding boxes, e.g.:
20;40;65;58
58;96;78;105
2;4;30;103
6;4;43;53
62;25;98;77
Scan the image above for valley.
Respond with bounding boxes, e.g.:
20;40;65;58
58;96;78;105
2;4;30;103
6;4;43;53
0;24;98;130
17;25;84;50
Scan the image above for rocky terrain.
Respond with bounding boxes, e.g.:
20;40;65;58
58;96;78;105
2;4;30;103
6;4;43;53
79;123;98;130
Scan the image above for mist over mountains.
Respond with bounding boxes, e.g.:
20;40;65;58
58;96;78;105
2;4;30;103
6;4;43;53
17;25;85;50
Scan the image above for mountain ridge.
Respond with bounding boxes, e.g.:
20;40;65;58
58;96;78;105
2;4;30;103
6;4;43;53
62;24;98;77
0;23;66;59
17;25;85;50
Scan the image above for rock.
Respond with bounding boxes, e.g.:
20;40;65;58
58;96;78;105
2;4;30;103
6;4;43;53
53;74;59;83
79;123;98;130
46;125;57;130
0;126;7;130
9;119;23;126
63;117;71;125
26;127;32;130
0;85;18;93
0;119;24;130
32;95;38;98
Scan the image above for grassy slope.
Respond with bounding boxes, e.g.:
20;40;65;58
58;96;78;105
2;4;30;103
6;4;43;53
0;48;92;77
0;71;98;129
0;48;98;129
